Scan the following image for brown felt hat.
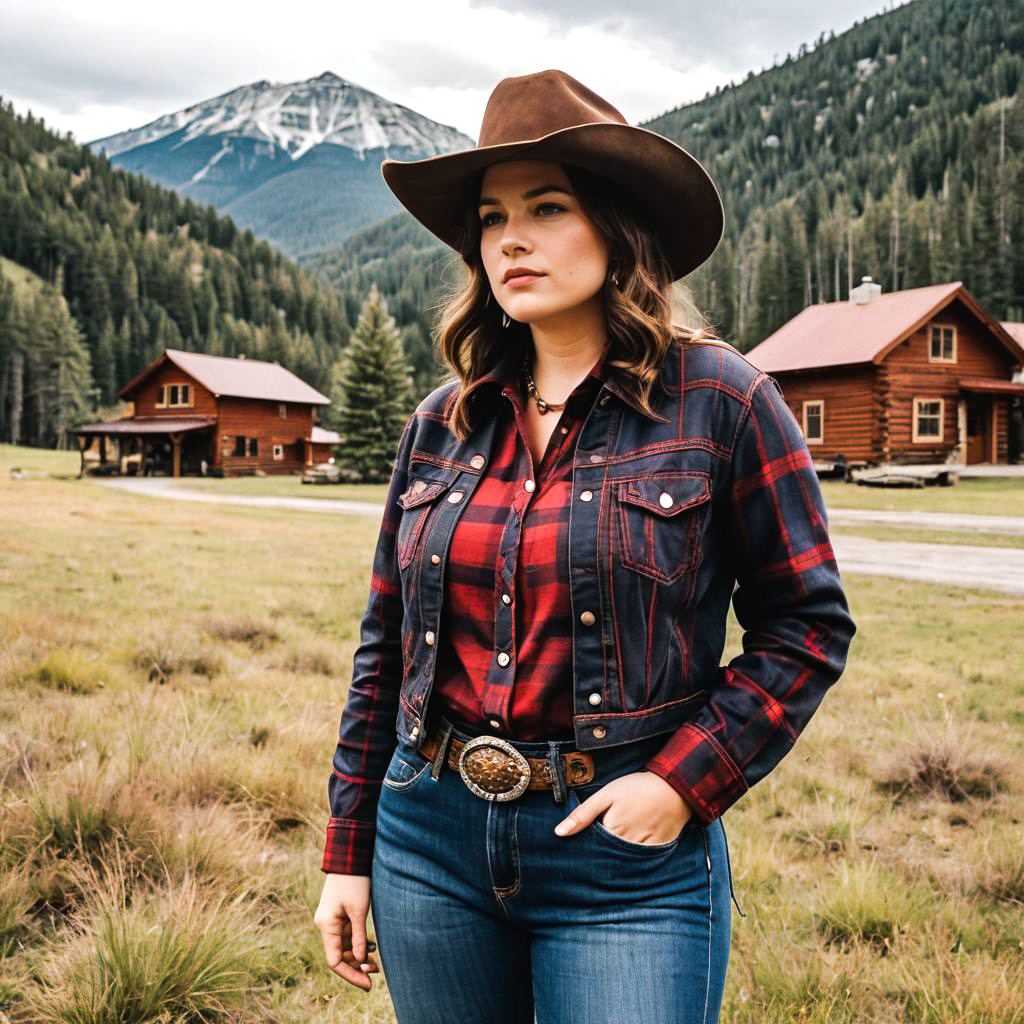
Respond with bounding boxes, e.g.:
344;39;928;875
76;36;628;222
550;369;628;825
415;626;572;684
380;69;724;281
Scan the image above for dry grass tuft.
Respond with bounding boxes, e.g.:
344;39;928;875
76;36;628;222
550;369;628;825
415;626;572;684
132;628;224;683
203;614;281;650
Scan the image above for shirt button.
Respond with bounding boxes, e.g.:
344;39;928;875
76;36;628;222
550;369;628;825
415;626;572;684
592;725;607;739
430;554;440;564
424;630;435;645
411;724;420;739
470;454;486;469
579;489;593;502
447;490;464;503
588;692;602;706
579;610;596;626
524;479;535;492
659;491;673;508
489;719;501;730
496;652;511;667
501;593;511;605
560;426;569;434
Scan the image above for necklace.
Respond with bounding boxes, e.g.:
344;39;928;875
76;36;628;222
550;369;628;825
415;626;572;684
521;351;566;415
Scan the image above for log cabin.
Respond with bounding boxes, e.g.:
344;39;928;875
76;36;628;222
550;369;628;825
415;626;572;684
73;348;341;477
744;279;1024;468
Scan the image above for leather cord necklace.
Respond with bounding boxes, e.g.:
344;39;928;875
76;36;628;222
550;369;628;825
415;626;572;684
521;351;566;414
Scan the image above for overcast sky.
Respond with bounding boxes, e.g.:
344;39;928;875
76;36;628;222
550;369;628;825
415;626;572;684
1;0;903;144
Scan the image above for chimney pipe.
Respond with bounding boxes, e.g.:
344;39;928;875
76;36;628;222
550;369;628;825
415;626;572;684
850;275;882;305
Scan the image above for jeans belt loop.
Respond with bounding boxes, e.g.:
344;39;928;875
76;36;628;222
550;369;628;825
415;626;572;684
547;740;568;805
431;721;454;781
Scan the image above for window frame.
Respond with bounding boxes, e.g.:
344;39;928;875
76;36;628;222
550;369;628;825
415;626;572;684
802;399;825;444
155;385;167;409
912;396;944;442
272;443;284;461
928;323;957;363
278;403;287;420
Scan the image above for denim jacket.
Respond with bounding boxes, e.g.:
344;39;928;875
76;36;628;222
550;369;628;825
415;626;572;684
323;337;857;875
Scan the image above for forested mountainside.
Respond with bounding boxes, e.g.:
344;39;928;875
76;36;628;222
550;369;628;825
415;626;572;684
308;0;1024;352
0;100;350;446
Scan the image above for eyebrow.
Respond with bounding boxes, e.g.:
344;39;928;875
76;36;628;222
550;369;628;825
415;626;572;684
478;184;574;208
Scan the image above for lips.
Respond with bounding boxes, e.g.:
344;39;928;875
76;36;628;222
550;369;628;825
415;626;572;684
503;268;545;284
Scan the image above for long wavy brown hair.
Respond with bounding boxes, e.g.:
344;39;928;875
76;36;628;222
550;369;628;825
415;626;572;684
433;162;723;441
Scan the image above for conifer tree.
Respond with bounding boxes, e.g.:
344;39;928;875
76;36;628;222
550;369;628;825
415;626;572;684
328;284;414;482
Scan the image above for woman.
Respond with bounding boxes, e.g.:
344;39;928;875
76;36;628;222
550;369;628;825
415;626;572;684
314;70;856;1023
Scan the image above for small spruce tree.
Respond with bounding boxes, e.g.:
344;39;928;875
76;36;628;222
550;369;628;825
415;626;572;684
328;285;415;482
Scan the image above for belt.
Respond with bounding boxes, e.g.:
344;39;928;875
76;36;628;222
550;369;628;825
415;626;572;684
418;718;596;801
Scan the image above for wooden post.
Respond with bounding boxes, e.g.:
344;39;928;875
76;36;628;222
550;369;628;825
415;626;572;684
76;434;88;477
170;433;183;478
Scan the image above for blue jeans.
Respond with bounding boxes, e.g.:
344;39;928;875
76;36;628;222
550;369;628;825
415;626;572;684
370;714;736;1023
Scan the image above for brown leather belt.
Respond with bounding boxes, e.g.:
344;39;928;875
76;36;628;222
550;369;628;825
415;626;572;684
419;718;596;801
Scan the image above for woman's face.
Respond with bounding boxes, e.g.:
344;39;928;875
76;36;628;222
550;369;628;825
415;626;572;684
478;159;610;328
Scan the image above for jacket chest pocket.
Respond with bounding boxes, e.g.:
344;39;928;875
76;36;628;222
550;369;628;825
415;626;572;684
396;476;455;570
614;473;711;584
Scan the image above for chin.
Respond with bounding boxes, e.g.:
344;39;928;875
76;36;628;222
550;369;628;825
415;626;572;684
506;298;585;326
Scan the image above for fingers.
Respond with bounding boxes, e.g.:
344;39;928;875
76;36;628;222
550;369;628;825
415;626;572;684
318;913;379;991
554;790;609;836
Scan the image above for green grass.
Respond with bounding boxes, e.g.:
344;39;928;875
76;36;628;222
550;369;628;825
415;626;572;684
1;447;1023;1021
819;477;1024;517
832;526;1024;549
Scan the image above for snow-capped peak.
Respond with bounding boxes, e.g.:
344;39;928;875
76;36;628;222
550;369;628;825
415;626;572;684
89;72;474;162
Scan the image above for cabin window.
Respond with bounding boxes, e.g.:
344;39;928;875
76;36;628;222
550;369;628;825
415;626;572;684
233;436;259;457
168;384;179;406
912;397;944;442
156;385;167;408
802;400;824;444
179;384;191;407
273;443;283;460
279;403;287;420
929;323;956;362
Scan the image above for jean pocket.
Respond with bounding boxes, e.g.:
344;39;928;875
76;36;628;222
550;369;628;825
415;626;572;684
568;786;685;856
381;740;433;792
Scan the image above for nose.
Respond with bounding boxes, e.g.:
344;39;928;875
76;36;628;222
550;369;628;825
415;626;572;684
499;210;533;258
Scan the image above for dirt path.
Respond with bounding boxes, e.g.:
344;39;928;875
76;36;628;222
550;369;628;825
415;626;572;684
96;478;1024;595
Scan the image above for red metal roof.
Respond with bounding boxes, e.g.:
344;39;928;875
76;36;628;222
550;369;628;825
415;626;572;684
308;426;341;444
73;416;216;435
745;282;1024;373
1002;322;1024;347
119;349;330;405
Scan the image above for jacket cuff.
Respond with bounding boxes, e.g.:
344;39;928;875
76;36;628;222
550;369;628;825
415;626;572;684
644;721;748;825
321;817;376;876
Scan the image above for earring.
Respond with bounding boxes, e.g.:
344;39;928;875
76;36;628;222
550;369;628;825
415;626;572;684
610;268;621;288
485;290;491;307
501;312;511;328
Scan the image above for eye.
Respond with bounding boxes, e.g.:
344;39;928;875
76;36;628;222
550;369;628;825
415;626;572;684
480;211;503;227
536;202;564;216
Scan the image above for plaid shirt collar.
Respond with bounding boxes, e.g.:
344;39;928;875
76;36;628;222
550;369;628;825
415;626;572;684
467;338;664;426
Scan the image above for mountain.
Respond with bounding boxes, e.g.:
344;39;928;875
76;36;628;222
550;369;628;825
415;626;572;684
311;0;1024;351
89;72;474;259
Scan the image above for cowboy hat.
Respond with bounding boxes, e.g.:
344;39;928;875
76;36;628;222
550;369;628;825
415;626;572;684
380;69;724;281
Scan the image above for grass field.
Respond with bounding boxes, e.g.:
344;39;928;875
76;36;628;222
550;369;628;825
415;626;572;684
2;444;1023;1022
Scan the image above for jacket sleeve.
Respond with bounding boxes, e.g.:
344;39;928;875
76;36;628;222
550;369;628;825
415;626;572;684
644;373;857;824
321;411;417;875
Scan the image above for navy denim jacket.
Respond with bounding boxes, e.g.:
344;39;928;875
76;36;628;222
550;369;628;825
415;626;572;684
323;337;857;875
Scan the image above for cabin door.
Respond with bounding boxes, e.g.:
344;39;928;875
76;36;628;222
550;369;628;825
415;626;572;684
964;394;992;464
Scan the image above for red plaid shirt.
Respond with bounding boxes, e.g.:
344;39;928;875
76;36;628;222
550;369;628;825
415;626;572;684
431;348;607;740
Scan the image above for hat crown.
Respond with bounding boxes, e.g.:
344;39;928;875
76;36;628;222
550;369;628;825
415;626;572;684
477;69;629;148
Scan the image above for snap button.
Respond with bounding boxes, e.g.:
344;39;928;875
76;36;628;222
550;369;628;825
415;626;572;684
579;610;596;626
588;692;602;706
579;489;593;502
470;454;486;469
430;554;440;564
589;454;604;463
488;718;501;730
496;652;511;667
411;725;419;739
424;630;435;645
524;479;535;492
447;490;464;503
659;491;673;508
592;725;607;739
413;480;427;493
560;426;569;434
501;593;511;605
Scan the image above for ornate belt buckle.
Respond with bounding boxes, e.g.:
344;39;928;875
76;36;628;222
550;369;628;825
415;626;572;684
457;735;532;801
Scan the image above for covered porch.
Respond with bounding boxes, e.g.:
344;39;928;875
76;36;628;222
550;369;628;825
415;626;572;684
72;417;217;478
957;377;1024;465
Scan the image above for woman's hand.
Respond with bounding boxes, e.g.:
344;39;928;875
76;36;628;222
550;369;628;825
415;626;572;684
314;874;380;991
554;770;693;845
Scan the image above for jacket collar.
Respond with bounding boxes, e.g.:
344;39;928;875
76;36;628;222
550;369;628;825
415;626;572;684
466;338;667;426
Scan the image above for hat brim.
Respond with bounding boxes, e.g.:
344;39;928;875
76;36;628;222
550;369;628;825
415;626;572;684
380;122;724;280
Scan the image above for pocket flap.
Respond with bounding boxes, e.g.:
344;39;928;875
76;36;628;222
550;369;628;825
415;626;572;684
397;479;450;509
618;474;710;517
